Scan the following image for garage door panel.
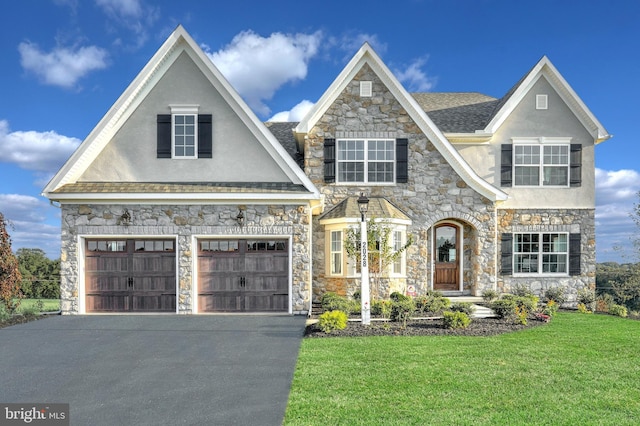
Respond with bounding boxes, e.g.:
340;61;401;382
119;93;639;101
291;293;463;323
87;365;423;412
198;239;289;313
85;239;176;313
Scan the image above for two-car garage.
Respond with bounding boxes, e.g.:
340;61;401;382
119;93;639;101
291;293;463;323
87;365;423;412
84;238;290;314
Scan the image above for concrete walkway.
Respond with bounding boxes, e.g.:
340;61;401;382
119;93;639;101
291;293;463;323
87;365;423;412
0;315;307;425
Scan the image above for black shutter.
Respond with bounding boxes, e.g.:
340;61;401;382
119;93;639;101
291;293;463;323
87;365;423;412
501;144;512;187
157;114;172;158
569;233;581;275
198;114;212;158
396;138;409;183
324;138;336;183
501;233;513;275
570;144;582;187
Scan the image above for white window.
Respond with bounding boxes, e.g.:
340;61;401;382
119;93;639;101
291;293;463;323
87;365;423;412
392;230;403;275
330;230;343;275
514;233;568;274
514;144;569;186
170;105;199;159
337;139;395;183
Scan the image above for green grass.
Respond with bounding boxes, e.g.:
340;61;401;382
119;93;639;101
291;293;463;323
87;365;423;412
16;298;60;313
285;313;640;425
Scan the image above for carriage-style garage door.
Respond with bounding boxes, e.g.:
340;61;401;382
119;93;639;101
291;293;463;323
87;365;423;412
198;239;289;312
85;239;177;313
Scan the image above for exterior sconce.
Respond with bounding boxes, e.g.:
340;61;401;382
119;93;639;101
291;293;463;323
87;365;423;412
236;209;245;227
119;209;131;226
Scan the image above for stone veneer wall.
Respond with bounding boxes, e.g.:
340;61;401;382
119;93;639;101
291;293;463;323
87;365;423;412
305;64;498;299
497;208;596;304
60;203;311;314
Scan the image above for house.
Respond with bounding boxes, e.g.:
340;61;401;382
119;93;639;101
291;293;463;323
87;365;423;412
43;25;610;315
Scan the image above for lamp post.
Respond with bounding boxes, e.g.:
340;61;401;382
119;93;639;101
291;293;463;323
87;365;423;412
357;193;371;325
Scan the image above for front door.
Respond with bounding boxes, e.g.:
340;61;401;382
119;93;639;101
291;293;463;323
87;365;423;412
434;225;460;291
198;239;289;312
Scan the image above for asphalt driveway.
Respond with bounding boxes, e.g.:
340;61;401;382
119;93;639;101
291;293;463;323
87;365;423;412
0;315;307;425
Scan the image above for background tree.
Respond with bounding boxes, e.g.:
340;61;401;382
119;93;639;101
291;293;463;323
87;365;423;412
17;248;61;299
344;220;413;299
0;213;22;312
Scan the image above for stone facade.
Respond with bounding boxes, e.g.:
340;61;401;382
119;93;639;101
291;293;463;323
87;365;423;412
60;203;311;314
306;64;498;299
497;208;596;304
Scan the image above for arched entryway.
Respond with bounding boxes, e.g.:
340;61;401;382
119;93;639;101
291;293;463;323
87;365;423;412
432;222;463;292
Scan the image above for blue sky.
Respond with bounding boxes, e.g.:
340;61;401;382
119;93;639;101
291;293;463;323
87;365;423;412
0;0;638;262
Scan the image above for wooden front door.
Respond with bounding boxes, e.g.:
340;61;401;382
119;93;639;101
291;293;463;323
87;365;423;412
85;239;176;313
198;239;289;312
434;225;460;291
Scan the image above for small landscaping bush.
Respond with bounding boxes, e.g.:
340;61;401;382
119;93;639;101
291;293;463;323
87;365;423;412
577;288;596;312
390;295;415;327
491;294;539;325
595;293;615;313
371;299;392;319
481;289;499;303
318;310;348;333
321;292;358;316
0;304;9;322
542;300;559;317
544;286;567;306
450;302;476;316
608;304;628;318
414;292;450;315
577;303;593;314
442;311;471;329
511;283;535;298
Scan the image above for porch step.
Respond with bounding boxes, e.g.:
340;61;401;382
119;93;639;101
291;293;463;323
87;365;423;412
470;304;495;318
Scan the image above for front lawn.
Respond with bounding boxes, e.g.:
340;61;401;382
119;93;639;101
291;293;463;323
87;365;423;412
285;313;640;425
17;298;61;313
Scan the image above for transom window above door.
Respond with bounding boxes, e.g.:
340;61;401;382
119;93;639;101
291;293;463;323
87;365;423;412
337;139;395;183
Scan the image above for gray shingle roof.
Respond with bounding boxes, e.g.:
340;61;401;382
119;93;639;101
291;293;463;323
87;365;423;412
264;122;302;167
410;92;499;133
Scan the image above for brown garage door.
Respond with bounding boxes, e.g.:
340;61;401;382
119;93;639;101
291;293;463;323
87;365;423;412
198;239;289;312
85;239;176;313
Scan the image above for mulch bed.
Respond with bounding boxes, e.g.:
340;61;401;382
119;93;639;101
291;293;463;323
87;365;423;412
304;316;548;338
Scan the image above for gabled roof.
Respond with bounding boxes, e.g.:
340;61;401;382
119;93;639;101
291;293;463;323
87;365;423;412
484;56;611;143
43;25;319;201
319;196;412;224
411;93;499;133
294;43;507;202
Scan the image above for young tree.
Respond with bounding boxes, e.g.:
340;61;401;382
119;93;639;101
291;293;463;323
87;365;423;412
0;213;23;312
344;219;413;299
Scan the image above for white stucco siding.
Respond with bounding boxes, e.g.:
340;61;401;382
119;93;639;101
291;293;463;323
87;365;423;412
79;51;290;183
456;76;595;209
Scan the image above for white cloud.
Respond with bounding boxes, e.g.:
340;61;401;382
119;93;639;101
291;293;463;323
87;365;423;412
268;100;315;122
394;56;437;92
0;120;80;174
334;32;388;57
95;0;143;18
595;168;640;261
18;41;108;88
94;0;158;48
204;30;322;117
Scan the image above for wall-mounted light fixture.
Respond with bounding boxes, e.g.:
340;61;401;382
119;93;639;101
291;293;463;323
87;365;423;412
119;209;132;226
236;209;245;227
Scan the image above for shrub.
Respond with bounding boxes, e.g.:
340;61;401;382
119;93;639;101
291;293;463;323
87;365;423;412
595;293;615;313
515;306;528;325
321;292;352;315
577;288;596;312
542;300;559;317
442;311;471;329
491;298;517;320
491;295;539;324
389;291;408;302
577;303;593;314
544;286;567;305
0;304;10;322
390;297;415;327
511;283;535;297
450;302;476;316
608;304;628;318
414;293;450;315
19;302;41;317
317;310;348;333
481;289;499;303
371;299;392;319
